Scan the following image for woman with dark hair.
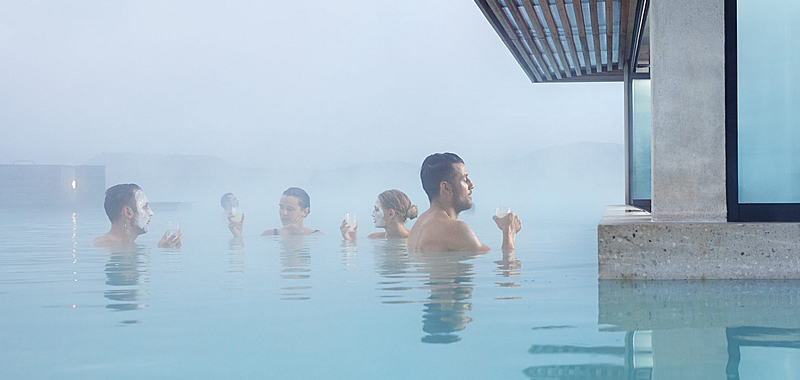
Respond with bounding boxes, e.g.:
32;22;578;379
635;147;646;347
262;187;323;236
340;189;418;240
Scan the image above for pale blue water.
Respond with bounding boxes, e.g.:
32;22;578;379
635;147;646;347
2;208;800;379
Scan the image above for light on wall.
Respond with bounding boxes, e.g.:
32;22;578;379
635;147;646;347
71;180;76;189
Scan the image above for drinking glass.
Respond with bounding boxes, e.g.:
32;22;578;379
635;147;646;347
345;213;357;230
230;206;243;222
167;221;180;235
495;207;511;218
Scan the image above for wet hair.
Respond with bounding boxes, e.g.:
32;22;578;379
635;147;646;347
282;187;310;213
378;189;418;222
420;153;464;201
104;183;141;223
220;193;234;209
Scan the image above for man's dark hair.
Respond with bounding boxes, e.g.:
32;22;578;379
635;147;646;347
104;183;141;223
220;193;234;208
420;153;464;201
283;187;311;214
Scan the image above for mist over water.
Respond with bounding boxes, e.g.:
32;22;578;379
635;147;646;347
1;1;625;228
81;141;623;237
0;1;622;171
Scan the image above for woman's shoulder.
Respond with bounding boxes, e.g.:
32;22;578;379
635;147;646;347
261;228;279;236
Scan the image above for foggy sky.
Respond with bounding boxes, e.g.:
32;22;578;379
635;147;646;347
0;0;622;169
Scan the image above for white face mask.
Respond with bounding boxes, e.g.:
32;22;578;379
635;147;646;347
134;190;153;232
372;200;386;228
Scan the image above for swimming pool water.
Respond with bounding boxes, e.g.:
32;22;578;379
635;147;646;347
2;208;799;379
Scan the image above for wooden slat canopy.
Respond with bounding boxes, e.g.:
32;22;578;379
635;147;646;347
476;0;640;83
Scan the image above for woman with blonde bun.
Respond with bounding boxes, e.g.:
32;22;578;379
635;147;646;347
340;189;418;240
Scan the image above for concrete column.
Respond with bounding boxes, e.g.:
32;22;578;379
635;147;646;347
650;0;727;221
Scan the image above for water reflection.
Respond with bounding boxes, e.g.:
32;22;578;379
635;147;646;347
373;244;481;344
104;246;149;312
521;280;800;379
529;280;800;380
228;237;244;274
279;236;312;301
372;239;413;299
495;250;522;292
413;251;479;344
340;239;358;268
71;212;78;287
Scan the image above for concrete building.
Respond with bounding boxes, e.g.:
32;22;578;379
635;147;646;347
475;0;800;278
0;164;105;209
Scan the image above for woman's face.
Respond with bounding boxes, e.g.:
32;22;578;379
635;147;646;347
372;198;387;228
279;195;308;226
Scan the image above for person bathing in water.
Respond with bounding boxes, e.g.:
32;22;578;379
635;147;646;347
340;189;418;240
262;187;323;236
93;183;182;248
407;153;521;252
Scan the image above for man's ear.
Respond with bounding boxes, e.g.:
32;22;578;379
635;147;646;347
122;205;134;219
439;181;450;196
303;208;310;217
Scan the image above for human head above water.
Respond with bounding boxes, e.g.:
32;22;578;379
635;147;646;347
377;189;418;222
282;187;310;213
420;152;465;202
104;183;142;223
220;193;237;209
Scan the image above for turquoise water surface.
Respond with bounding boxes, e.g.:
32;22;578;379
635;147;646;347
2;208;799;379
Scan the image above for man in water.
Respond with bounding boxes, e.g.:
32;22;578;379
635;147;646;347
407;153;521;252
220;193;238;216
93;183;182;247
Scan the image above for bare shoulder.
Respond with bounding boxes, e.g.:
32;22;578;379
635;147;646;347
438;219;480;243
92;234;114;247
261;229;277;236
441;220;488;252
447;219;477;236
368;231;387;239
311;230;324;235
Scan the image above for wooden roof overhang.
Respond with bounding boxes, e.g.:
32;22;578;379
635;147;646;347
475;0;640;83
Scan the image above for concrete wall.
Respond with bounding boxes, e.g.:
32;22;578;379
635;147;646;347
0;165;105;208
650;0;727;221
75;165;106;207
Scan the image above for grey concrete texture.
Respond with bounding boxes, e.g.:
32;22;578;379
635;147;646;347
599;280;800;331
0;164;105;208
598;206;800;279
650;0;727;222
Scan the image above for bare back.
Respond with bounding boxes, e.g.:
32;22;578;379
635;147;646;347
407;208;488;252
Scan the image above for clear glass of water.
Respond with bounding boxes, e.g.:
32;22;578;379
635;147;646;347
495;207;511;218
167;221;180;235
230;206;243;222
345;213;357;230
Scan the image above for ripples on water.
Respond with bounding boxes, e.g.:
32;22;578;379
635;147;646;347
2;210;800;379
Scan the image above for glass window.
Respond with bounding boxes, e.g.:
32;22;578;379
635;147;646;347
631;79;651;201
737;0;800;203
